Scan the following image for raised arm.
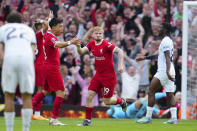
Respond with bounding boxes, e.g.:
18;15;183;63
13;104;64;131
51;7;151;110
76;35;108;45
113;47;124;74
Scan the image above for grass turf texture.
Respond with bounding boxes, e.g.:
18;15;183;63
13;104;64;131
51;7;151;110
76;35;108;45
0;117;197;131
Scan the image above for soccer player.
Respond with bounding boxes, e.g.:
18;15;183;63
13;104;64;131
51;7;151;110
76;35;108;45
32;18;79;125
107;92;167;119
136;22;178;124
74;26;127;126
0;12;36;131
32;11;53;121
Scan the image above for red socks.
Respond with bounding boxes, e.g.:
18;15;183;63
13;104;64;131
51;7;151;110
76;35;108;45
32;92;45;111
52;97;64;119
85;107;93;120
116;98;123;105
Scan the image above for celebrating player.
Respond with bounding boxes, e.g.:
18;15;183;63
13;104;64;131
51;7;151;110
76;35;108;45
0;12;36;131
32;11;53;121
32;18;80;125
136;22;178;124
74;26;127;126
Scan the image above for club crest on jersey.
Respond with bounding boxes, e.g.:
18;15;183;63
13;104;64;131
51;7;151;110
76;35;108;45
100;48;103;54
51;38;56;43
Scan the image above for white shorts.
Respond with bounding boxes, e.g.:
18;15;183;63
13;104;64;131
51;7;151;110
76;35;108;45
1;56;35;94
154;71;175;92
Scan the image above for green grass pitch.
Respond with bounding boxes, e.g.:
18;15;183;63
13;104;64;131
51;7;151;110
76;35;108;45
0;117;197;131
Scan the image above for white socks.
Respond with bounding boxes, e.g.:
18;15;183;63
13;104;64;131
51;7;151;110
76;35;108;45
34;111;40;117
22;109;33;131
4;112;15;131
146;106;153;118
170;107;177;119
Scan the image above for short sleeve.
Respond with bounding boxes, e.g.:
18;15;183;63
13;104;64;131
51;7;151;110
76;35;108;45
86;40;93;51
106;41;115;52
162;38;171;53
46;34;58;48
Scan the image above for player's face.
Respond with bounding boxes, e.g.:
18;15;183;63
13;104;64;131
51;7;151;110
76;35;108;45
92;31;104;42
54;23;63;36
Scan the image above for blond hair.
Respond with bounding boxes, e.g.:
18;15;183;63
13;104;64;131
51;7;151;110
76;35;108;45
91;26;104;33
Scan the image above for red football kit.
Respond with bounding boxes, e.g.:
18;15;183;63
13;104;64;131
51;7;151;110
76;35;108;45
86;40;117;98
34;31;45;86
42;30;64;91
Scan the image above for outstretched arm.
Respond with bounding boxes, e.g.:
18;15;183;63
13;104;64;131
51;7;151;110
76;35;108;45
76;45;89;55
113;47;124;74
136;54;158;61
54;37;80;48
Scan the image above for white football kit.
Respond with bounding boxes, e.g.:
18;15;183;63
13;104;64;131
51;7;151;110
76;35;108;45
154;36;175;92
0;23;36;94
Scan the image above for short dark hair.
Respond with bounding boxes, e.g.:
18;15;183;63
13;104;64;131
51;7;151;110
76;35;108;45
49;18;63;29
159;22;173;37
34;23;42;30
162;22;173;35
6;12;22;23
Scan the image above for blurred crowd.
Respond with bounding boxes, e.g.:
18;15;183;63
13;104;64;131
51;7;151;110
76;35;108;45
0;0;196;110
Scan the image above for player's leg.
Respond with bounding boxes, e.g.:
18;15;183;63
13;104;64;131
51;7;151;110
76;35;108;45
32;64;45;118
47;68;66;126
78;75;100;126
162;79;177;124
102;75;127;111
136;77;162;123
32;89;50;120
49;89;66;125
2;58;17;131
78;90;97;126
85;90;96;119
110;106;126;118
4;93;15;131
103;96;127;111
21;93;33;131
32;78;50;118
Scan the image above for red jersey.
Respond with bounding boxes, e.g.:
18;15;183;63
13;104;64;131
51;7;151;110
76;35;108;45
34;31;45;64
43;30;60;66
86;40;116;76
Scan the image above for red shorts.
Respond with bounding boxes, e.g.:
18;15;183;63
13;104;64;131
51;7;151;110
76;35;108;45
34;63;44;86
88;74;117;98
43;65;64;92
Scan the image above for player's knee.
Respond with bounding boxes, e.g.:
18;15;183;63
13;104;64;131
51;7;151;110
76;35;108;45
55;90;64;98
86;95;93;103
103;98;110;105
22;93;32;108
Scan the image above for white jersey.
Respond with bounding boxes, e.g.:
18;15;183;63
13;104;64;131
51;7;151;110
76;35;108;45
157;36;175;74
0;23;36;58
0;23;36;94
